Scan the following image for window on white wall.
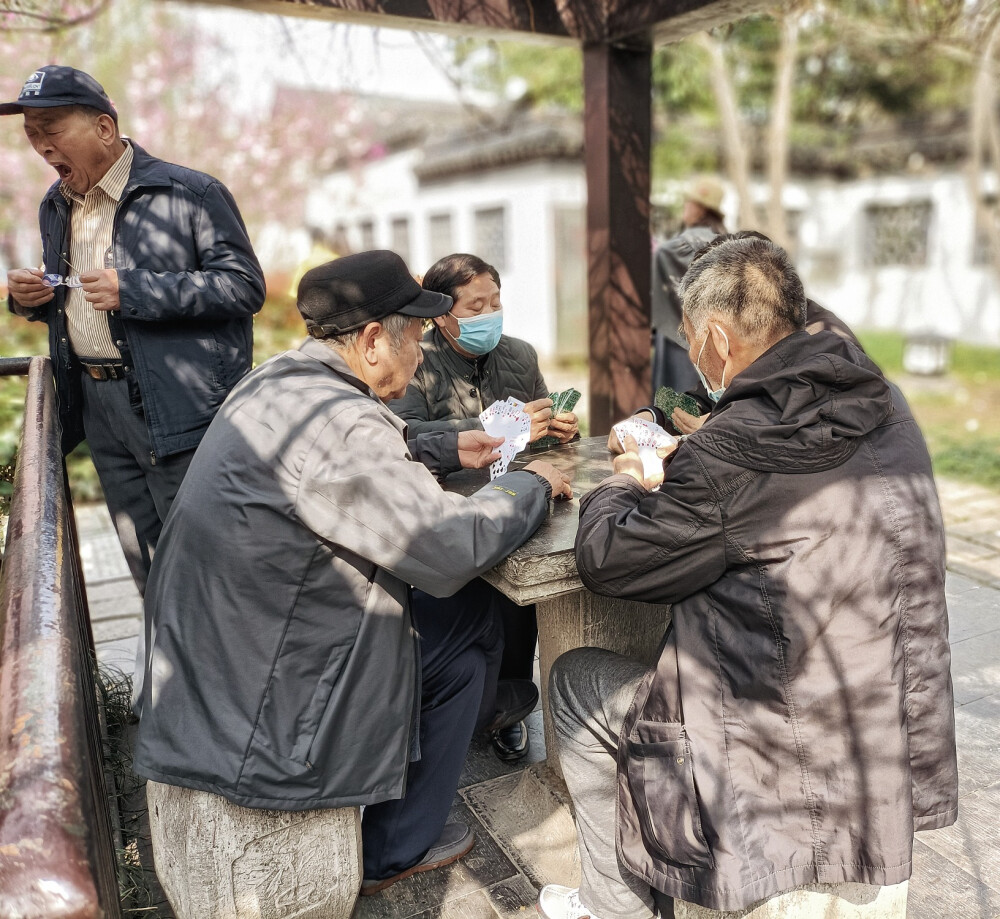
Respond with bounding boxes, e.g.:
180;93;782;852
428;213;453;264
391;217;411;268
863;201;932;267
360;219;376;251
474;206;507;272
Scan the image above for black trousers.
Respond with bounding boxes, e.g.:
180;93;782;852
361;578;504;880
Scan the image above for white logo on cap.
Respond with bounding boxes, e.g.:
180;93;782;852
20;71;45;98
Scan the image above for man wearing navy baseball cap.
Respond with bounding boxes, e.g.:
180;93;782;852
2;65;265;613
133;250;571;904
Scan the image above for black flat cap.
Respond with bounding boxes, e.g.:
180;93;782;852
0;65;118;122
297;250;451;337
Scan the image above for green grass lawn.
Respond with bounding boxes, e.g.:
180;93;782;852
859;330;1000;490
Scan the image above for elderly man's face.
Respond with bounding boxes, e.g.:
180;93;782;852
683;314;726;391
450;272;501;319
374;317;425;401
23;107;118;195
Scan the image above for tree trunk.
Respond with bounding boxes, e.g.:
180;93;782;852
969;15;1000;271
767;9;800;248
695;31;759;230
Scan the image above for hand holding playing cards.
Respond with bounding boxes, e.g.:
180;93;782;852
606;411;657;454
547;410;579;444
457;431;504;469
671;407;707;435
523;397;554;443
613;434;676;490
525;460;573;500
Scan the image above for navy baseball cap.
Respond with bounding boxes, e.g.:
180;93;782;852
0;65;118;122
297;251;452;337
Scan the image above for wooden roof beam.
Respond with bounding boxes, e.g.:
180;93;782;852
164;0;771;45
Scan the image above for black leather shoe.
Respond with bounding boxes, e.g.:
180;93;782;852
485;679;539;734
361;822;475;895
492;719;530;762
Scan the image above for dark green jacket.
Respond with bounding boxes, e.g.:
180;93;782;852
389;327;548;436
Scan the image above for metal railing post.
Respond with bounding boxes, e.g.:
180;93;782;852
0;355;122;918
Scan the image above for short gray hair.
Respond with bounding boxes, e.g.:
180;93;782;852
324;312;415;354
679;234;805;345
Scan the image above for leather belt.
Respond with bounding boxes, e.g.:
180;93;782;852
79;360;128;381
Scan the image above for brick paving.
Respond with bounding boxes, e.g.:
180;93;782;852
75;474;1000;919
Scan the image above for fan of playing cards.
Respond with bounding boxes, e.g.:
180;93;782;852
479;397;534;480
612;417;677;481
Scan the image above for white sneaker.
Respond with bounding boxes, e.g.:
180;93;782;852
537;885;602;919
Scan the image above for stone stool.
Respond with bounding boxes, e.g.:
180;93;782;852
674;881;908;919
146;780;361;919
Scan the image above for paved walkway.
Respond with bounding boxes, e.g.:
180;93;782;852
76;475;1000;919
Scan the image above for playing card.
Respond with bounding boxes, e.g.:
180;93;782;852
654;386;702;419
612;417;676;483
613;417;676;451
532;387;582;450
480;399;532;479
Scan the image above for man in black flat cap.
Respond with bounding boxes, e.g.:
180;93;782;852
2;64;265;606
134;251;571;899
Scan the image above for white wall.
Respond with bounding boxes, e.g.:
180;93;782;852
307;152;586;359
792;171;1000;346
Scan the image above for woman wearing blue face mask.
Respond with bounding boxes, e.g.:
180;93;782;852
389;253;580;766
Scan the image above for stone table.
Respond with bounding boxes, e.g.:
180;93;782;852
444;436;671;773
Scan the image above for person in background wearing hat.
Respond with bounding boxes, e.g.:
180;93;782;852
133;251;572;900
3;65;265;608
651;176;727;396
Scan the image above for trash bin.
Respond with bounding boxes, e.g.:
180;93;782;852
902;332;952;375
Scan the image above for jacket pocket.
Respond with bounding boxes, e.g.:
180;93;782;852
624;719;713;869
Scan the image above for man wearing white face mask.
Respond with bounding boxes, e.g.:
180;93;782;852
391;253;580;764
536;234;956;919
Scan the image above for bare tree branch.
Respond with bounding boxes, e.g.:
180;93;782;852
693;30;760;229
766;4;800;247
0;0;112;32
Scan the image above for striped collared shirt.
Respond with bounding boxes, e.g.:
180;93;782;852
59;140;134;360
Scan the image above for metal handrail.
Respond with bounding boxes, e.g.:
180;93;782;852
0;356;122;918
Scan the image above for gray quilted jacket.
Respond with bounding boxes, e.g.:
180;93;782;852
389;327;548;436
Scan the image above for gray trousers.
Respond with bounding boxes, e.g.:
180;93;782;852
80;372;194;705
80;373;195;596
549;647;655;919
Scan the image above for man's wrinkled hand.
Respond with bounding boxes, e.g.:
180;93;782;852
671;407;707;435
81;269;120;312
612;434;676;490
524;459;572;500
548;411;579;444
7;268;54;312
457;430;504;469
524;397;554;443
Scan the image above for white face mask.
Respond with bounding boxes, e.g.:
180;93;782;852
694;325;729;403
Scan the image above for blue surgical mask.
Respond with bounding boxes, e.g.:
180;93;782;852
694;326;729;403
451;309;503;355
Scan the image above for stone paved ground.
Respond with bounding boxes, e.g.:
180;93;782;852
76;475;1000;919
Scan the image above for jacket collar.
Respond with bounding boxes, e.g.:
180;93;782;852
426;326;494;382
296;337;409;436
42;138;172;207
694;330;894;474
